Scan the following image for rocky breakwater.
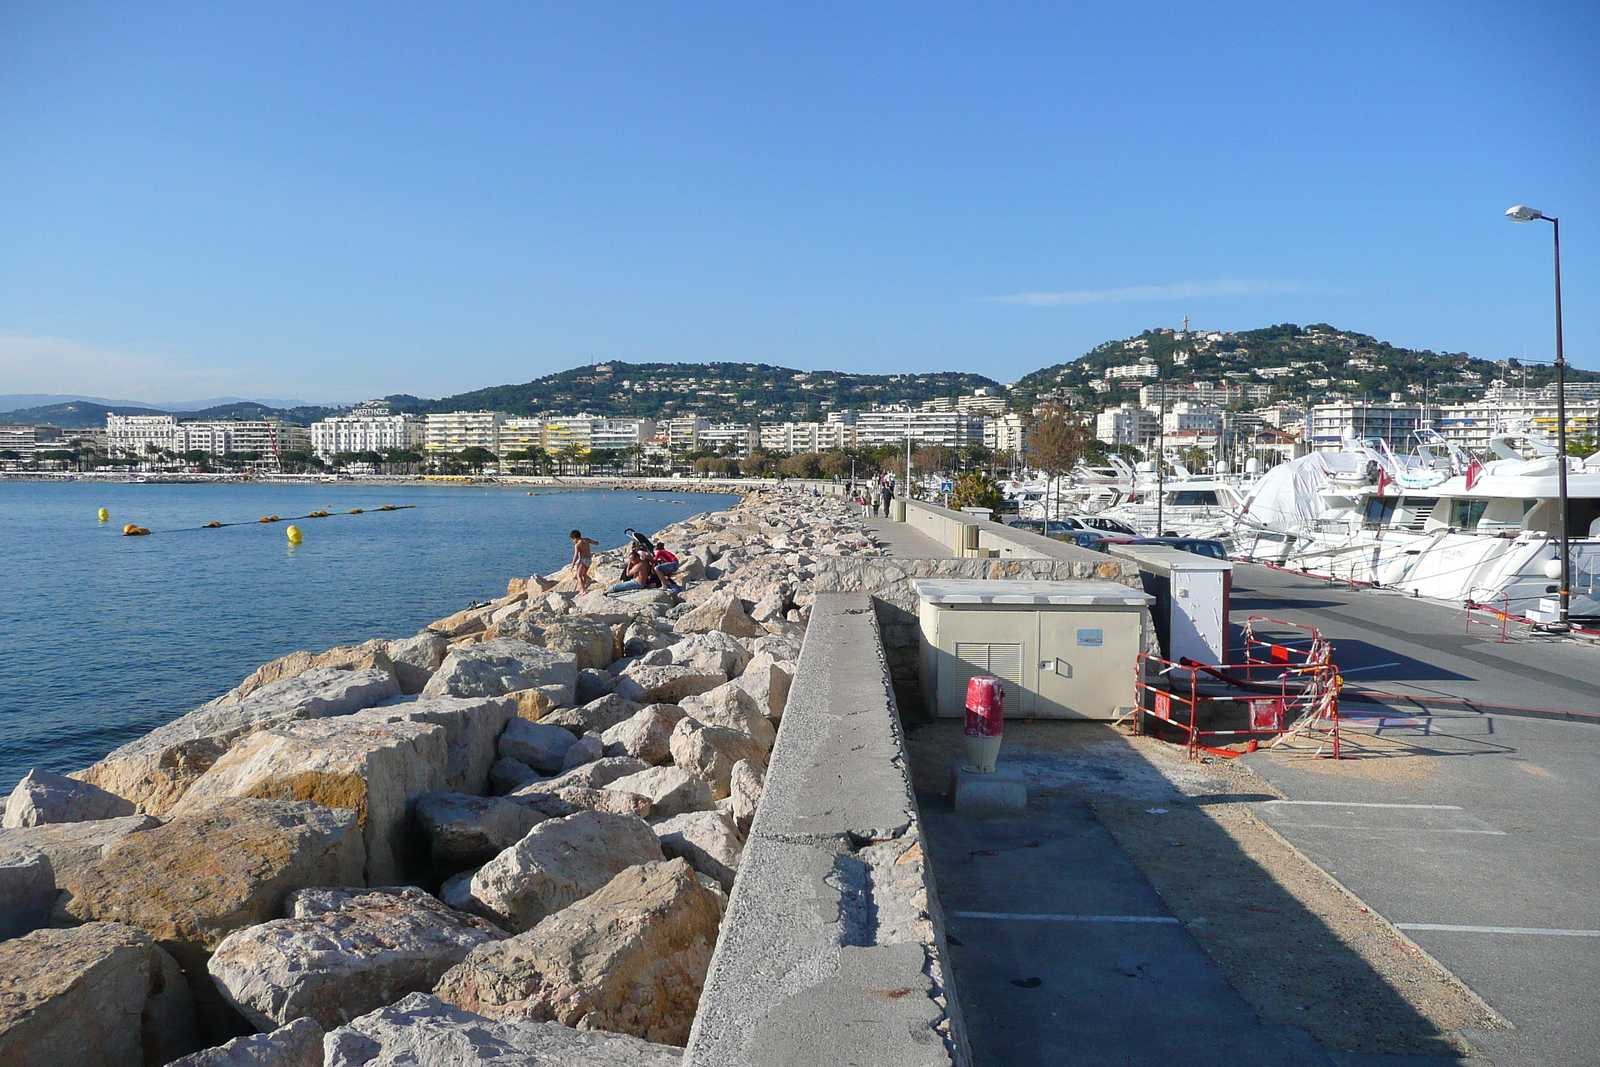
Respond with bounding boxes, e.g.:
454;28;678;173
0;488;889;1066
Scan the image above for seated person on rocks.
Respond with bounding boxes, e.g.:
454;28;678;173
652;541;680;582
607;548;673;595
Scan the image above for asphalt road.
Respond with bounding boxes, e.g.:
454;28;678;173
1233;564;1600;1067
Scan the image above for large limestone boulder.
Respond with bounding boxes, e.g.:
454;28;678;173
667;631;750;676
728;758;764;835
357;695;515;795
509;786;653;821
523;756;652;793
0;922;196;1067
71;668;402;816
732;650;794;721
0;813;160;893
488;757;538;795
668;718;769;800
514;616;617;673
413;793;546;871
537;692;640;736
172;713;447;886
167;1017;323;1067
496;719;578;775
677;682;776;749
208;887;504;1032
426;604;494;639
205;638;398;708
611;664;726;705
59;798;364;968
603;767;714;819
673;593;763;639
421;640;577;705
558;731;605;771
387;633;450;695
434;859;722;1046
321;992;682;1067
651;811;742;890
4;768;136;827
0;839;56;939
464;810;663;932
621;619;679;657
601;704;687;765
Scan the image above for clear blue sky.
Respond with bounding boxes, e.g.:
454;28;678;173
1;1;1595;404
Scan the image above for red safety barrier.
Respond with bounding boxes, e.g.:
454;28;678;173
1132;618;1345;760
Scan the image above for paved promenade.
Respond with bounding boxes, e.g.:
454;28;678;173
1234;564;1600;1067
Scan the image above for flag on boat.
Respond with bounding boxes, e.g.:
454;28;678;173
1376;466;1391;495
1465;457;1484;489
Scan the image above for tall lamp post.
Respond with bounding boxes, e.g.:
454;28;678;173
1506;204;1569;628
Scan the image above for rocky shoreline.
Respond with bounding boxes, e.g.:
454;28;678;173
0;487;890;1066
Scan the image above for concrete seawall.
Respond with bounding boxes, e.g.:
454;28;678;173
685;593;970;1067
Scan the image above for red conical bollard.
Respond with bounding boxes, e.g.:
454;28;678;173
964;675;1005;773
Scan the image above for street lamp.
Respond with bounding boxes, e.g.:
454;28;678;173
1506;204;1569;628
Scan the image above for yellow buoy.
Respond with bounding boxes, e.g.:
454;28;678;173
348;508;363;514
286;525;303;545
204;521;222;528
97;508;110;522
122;525;150;536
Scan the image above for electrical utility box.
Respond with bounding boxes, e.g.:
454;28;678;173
1107;545;1232;665
913;579;1152;720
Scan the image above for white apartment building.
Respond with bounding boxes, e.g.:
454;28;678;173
1436;398;1600;454
984;412;1027;454
0;424;37;458
852;409;984;449
1162;403;1222;435
107;414;310;462
697;423;755;458
424;411;506;454
1107;359;1160;380
758;421;857;454
498;418;546;459
1095;404;1159;448
661;417;708;453
1308;402;1436;452
591;419;656;453
310;401;424;459
758;422;857;454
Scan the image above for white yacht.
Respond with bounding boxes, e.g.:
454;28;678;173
1235;427;1600;619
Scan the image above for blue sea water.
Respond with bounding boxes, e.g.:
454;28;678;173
0;481;734;791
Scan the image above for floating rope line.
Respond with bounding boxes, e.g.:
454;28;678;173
117;504;417;535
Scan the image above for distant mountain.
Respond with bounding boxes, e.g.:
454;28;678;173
1013;323;1600;404
401;362;1004;422
0;393;166;411
0;399;346;429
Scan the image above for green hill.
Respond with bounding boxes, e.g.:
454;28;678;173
1014;323;1599;405
398;362;1003;422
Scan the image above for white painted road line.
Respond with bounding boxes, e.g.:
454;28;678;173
1338;662;1402;674
1271;823;1507;835
952;912;1180;924
1397;923;1600;938
1264;801;1463;809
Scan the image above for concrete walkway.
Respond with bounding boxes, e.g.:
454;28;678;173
861;514;954;558
1232;564;1600;1067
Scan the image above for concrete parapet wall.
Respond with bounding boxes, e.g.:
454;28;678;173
684;594;969;1067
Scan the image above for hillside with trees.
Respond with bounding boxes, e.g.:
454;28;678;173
1015;323;1600;406
390;362;1002;422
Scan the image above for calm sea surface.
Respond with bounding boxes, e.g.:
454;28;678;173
0;481;735;791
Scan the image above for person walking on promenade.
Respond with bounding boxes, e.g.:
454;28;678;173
569;529;600;594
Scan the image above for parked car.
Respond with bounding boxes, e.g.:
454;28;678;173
1077;515;1138;535
1069;532;1139;552
1005;517;1086;538
1126;537;1230;560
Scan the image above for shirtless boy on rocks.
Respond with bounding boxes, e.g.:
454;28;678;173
569;530;600;594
